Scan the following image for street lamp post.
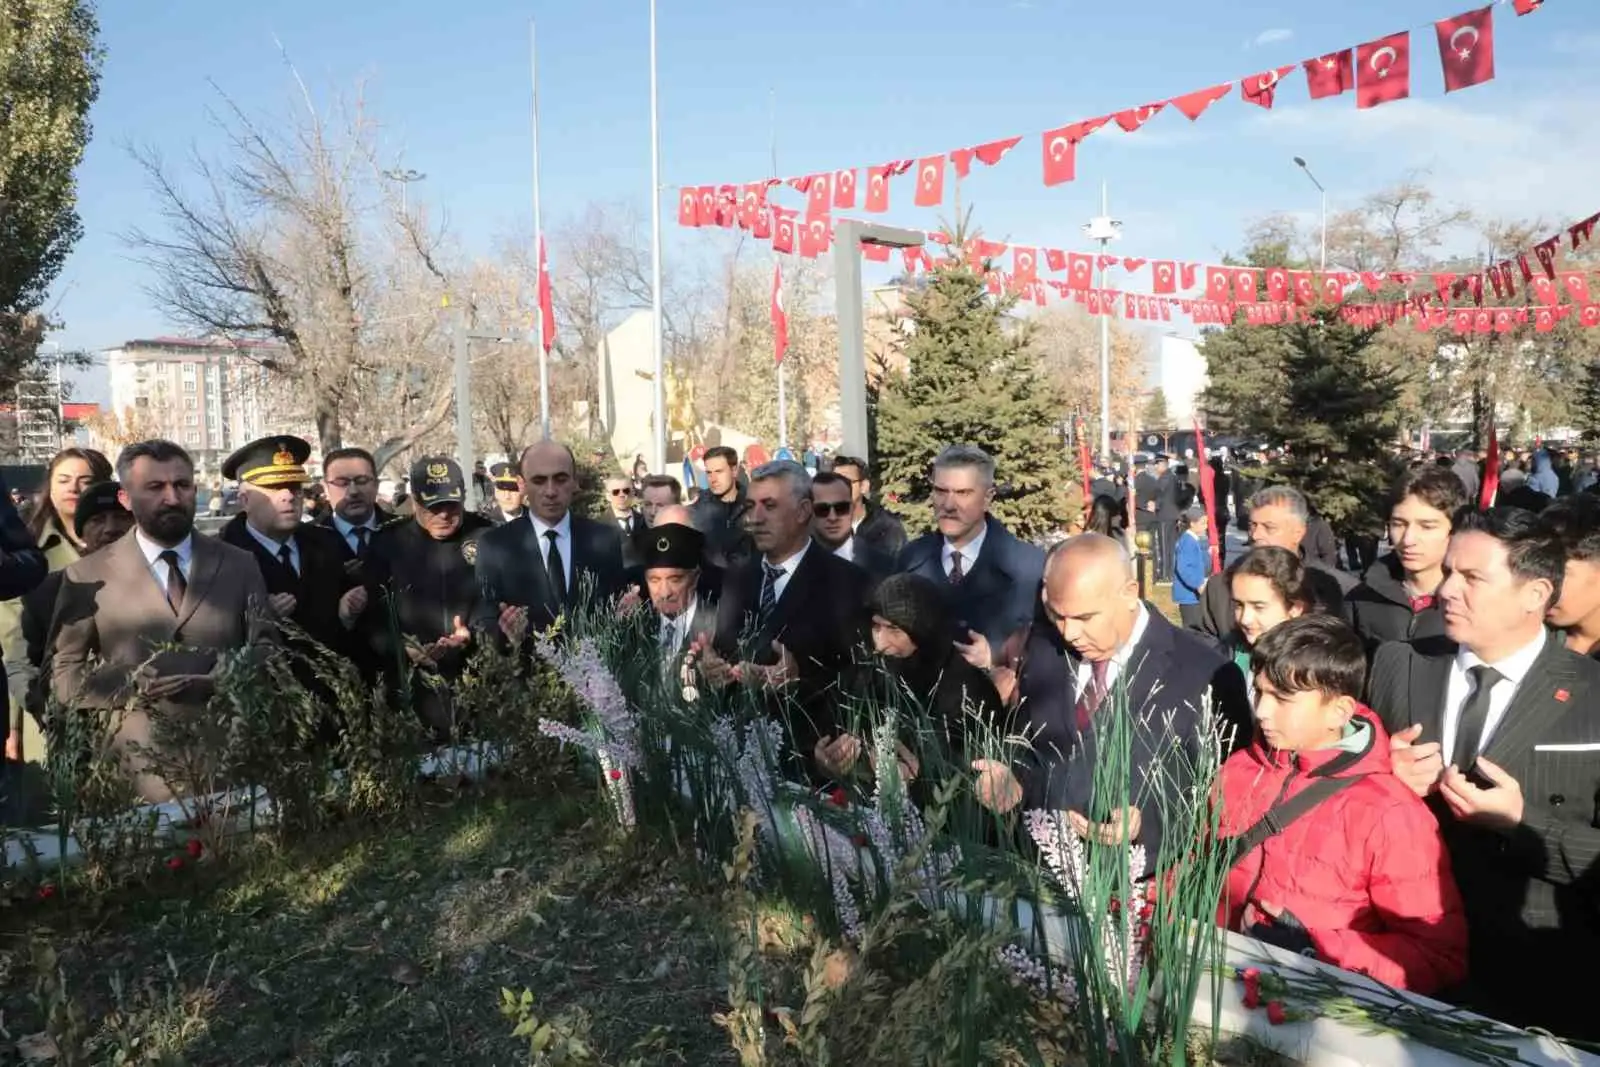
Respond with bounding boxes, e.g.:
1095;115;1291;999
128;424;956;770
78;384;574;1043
1293;156;1327;272
1083;182;1122;463
382;167;426;215
833;219;925;464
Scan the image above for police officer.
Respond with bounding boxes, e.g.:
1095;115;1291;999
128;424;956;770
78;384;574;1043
480;461;526;526
365;456;492;740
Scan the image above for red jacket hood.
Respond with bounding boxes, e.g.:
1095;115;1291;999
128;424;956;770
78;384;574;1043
1238;706;1393;780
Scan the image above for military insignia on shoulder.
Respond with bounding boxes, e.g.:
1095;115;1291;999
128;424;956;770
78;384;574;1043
461;539;479;564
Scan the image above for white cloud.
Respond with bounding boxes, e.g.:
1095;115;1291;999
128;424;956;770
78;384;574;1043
1249;28;1294;48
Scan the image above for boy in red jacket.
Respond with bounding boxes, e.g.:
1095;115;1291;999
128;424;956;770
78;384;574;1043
1215;615;1467;994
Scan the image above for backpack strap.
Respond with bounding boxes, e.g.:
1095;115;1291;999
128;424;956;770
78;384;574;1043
1226;774;1369;862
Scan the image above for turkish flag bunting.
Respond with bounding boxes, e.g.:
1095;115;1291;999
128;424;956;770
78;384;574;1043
1488;261;1513;299
1512;0;1542;14
1320;274;1346;303
772;211;797;254
1534;237;1560;278
697;186;717;224
974;135;1022;166
1114;103;1166;133
1151;261;1177;294
1563;273;1591;303
1169;83;1232;121
865;165;893;212
834;169;857;209
1181;263;1198;290
1046;249;1067;273
1014;247;1039;284
798;218;830;258
1068;253;1093;289
1432;273;1457;301
1473;309;1493;334
1436;8;1495;93
1356;32;1411;109
1041;118;1108;186
1516;254;1533;283
1205;267;1232;303
1571;214;1599;250
1234;269;1259;303
1452;309;1475;334
1494;309;1516;333
1359;272;1385;294
1531;277;1558;304
677;188;701;227
1123;257;1146;273
913;156;945;207
1266;268;1289;302
1086;291;1103;316
1304;51;1355;99
806;174;833;219
737;184;767;229
1536;308;1557;333
1583;305;1600;329
863;243;890;263
1242;66;1296;109
949;148;977;180
752;209;771;240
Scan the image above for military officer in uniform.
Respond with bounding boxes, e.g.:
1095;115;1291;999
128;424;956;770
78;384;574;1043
365;456;492;739
481;462;526;526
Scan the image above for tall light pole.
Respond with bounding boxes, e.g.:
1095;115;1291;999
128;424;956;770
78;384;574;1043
1083;182;1122;462
647;0;667;473
1293;156;1327;271
382;166;426;214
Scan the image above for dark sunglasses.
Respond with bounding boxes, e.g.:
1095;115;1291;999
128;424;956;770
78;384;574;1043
813;501;852;517
609;487;633;497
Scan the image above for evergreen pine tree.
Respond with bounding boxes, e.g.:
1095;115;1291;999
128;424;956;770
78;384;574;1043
1576;360;1600;443
875;258;1071;539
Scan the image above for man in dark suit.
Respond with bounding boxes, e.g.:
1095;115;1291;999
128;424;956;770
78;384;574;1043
639;521;718;694
974;534;1251;863
318;447;395;576
894;444;1045;652
1154;454;1181;582
604;475;647;570
219;436;367;664
830;455;907;561
471;440;626;642
696;460;866;780
1201;485;1352;638
810;471;894;590
1368;507;1600;1039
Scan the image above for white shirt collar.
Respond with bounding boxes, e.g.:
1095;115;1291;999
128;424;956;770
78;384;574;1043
1456;627;1546;685
765;540;810;576
944;522;987;570
135;528;194;567
529;511;572;541
831;536;855;563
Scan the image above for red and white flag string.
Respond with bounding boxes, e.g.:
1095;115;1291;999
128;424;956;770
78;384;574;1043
675;1;1545;229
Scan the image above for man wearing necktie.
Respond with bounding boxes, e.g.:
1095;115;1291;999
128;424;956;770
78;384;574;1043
51;439;273;802
638;522;716;693
219;436;368;679
318;446;393;575
1369;507;1600;1038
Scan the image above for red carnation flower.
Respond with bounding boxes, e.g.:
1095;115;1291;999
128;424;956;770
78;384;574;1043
1242;986;1261;1010
1240;967;1260;982
608;769;623;781
827;788;848;808
185;838;204;859
36;883;57;902
1266;1001;1288;1026
850;834;868;848
165;856;184;872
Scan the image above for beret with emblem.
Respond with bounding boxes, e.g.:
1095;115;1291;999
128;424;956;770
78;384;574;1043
409;455;465;509
642;522;703;570
222;435;312;488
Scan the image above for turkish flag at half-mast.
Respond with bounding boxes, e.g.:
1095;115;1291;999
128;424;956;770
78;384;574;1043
1304;50;1355;99
913;155;945;207
771;263;789;366
537;235;556;354
1436;7;1495;93
1356;32;1411;109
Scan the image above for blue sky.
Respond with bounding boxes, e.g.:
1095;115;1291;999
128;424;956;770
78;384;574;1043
49;0;1600;402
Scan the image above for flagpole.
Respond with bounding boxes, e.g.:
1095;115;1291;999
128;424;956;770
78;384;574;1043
530;19;551;440
648;0;667;473
771;87;788;452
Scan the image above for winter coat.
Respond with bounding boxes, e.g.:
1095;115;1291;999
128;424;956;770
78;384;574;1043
1172;530;1207;606
1346;553;1450;656
1215;709;1468;994
1528;450;1560;498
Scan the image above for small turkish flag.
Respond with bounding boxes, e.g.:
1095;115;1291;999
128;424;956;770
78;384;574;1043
714;185;738;227
1180;263;1198;290
834;169;857;209
1356;32;1411;110
1534;237;1560;279
949;147;978;180
697;186;717;223
1234;269;1259;303
1452;309;1474;334
1205;267;1232;303
1320;274;1346;303
1536;308;1556;333
865;165;892;212
1241;67;1295;109
751;208;771;240
771;263;789;366
1041;118;1107;186
1304;51;1355;99
1113;103;1165;133
737;184;767;230
913;156;945;207
1494;309;1515;333
1067;253;1093;289
1265;268;1289;302
798;217;830;259
536;235;556;354
1436;8;1495;93
677;188;700;227
806;173;832;219
1531;277;1558;304
1122;257;1146;273
1563;273;1591;303
1014;247;1038;284
1582;305;1600;329
1512;0;1542;14
1169;83;1232;121
1474;309;1494;333
862;243;890;263
974;135;1022;167
1045;249;1067;272
772;211;796;254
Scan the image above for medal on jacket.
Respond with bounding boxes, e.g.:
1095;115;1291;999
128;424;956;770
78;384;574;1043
680;658;699;703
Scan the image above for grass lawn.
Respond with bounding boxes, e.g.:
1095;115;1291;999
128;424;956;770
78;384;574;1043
1;774;739;1066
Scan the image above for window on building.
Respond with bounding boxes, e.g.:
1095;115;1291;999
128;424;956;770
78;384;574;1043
185;414;199;426
185;431;200;445
184;379;196;392
184;397;197;409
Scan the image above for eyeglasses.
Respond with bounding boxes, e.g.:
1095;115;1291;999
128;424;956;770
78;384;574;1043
328;476;375;489
609;487;633;497
813;501;852;517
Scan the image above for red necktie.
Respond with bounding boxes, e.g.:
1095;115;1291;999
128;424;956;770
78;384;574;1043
1075;658;1111;730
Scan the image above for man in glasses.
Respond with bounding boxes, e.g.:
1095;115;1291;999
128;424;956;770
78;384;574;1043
605;475;645;570
320;447;394;572
829;455;906;561
810;471;893;590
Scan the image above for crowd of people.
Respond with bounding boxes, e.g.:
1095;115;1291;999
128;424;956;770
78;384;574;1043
2;432;1598;1042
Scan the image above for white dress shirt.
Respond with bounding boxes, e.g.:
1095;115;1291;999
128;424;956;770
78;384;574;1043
659;595;700;657
1073;602;1152;696
763;542;810;603
1441;629;1547;760
832;537;856;564
135;529;194;590
245;522;300;574
943;523;988;578
331;513;380;555
529;511;574;589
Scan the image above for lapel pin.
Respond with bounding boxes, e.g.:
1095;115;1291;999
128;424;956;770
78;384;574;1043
1555;688;1570;703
